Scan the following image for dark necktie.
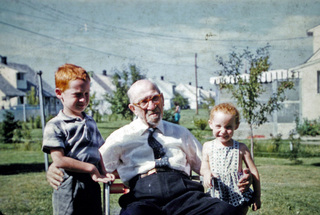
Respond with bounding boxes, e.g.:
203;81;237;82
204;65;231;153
148;128;169;167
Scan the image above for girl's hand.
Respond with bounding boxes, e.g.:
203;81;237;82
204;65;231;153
252;196;261;211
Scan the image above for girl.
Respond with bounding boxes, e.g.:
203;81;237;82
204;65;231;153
200;103;261;214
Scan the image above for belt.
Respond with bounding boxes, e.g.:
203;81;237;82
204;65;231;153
140;167;187;178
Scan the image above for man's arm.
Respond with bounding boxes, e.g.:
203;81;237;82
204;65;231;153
238;168;252;192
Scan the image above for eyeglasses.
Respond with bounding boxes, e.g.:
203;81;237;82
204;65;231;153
133;93;162;109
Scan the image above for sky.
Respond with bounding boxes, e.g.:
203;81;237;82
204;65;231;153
0;0;320;90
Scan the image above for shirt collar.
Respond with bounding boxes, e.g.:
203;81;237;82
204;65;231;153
58;110;88;122
132;117;164;136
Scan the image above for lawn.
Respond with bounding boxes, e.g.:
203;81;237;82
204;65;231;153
0;109;319;214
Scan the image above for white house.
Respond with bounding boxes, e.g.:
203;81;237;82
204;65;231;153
90;70;116;115
0;56;59;121
175;83;215;109
209;24;320;139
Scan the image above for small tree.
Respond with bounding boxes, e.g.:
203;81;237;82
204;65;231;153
216;45;294;158
85;92;101;122
105;64;145;119
173;92;189;109
0;111;20;143
26;86;39;105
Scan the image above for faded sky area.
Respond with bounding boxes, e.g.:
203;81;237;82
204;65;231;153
0;0;319;90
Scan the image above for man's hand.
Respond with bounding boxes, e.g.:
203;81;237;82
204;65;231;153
238;168;252;193
46;163;64;190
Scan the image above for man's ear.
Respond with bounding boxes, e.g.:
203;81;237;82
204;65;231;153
161;94;165;107
128;104;136;114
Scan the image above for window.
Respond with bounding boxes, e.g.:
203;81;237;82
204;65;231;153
318;71;320;94
17;73;24;80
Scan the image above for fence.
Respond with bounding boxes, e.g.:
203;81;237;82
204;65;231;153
0;104;60;122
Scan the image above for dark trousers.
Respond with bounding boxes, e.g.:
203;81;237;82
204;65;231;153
53;171;102;215
119;171;238;215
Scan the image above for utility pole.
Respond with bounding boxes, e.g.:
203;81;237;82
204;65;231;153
195;53;198;115
37;71;49;171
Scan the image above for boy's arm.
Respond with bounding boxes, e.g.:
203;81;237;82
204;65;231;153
51;148;97;174
200;142;213;189
50;148;114;183
240;143;261;210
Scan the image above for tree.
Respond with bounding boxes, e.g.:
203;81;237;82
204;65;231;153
105;64;145;119
216;45;294;158
85;92;101;122
173;92;189;109
0;111;20;143
26;86;39;105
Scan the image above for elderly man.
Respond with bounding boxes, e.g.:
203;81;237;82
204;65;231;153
47;79;251;215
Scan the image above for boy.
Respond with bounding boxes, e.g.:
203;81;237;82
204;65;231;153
42;64;114;215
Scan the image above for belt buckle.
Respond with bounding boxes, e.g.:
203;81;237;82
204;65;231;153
140;168;157;178
147;168;157;176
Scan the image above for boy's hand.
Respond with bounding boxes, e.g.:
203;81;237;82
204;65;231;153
105;173;115;182
90;168;115;183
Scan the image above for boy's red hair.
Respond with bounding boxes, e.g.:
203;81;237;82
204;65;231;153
55;64;90;92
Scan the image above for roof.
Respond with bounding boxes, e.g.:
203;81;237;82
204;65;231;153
151;78;175;98
91;72;115;94
0;74;26;97
4;62;56;97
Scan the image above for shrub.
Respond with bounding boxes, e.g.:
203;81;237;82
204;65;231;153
0;111;20;143
163;109;175;123
296;118;320;136
193;118;207;130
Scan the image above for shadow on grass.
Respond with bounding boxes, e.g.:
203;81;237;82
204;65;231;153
312;162;320;167
0;163;46;175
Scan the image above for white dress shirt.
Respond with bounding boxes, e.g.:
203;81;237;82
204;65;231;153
99;118;203;185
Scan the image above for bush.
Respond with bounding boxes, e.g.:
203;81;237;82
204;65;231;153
296;118;320;136
163;109;176;123
193;118;207;130
0;111;20;143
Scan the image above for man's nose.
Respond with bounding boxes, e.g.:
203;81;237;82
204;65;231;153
146;100;157;110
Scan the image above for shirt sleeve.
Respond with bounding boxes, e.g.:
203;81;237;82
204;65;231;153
183;129;203;174
42;121;66;154
99;131;122;172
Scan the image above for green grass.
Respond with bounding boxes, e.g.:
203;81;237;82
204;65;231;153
0;110;320;214
0;156;319;214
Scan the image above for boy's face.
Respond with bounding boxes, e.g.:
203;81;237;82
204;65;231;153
208;111;238;145
56;79;90;118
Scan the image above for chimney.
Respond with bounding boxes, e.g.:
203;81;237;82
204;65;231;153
102;70;107;76
1;56;7;65
161;76;164;80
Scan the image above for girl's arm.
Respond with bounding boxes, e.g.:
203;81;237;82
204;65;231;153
200;142;213;189
50;148;113;183
240;143;261;211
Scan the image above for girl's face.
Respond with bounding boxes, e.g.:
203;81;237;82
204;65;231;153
209;111;238;145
